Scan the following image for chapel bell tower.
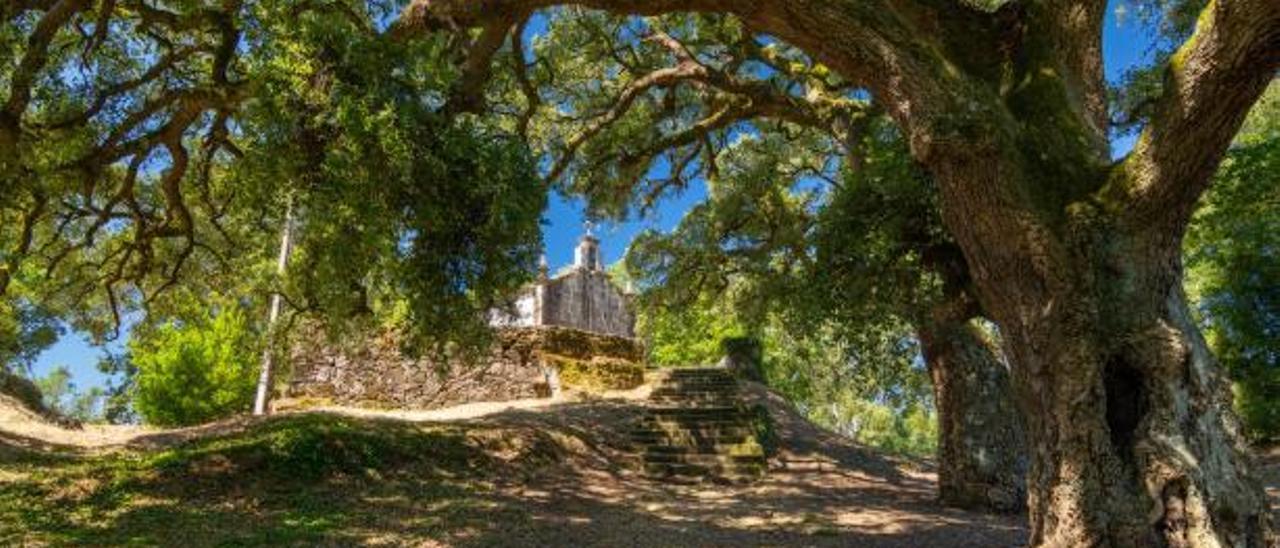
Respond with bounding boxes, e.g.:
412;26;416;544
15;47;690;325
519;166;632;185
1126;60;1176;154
573;221;602;271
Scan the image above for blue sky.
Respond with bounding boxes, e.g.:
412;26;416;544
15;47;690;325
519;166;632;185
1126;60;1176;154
29;1;1163;393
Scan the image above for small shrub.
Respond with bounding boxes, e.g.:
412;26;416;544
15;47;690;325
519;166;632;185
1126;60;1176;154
1233;370;1280;442
747;403;779;456
131;304;260;426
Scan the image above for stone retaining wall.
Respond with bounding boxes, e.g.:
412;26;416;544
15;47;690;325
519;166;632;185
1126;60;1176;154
287;326;642;409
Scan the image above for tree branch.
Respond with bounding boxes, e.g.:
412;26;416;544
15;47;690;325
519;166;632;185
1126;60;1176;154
1110;0;1280;240
510;17;541;138
448;14;521;113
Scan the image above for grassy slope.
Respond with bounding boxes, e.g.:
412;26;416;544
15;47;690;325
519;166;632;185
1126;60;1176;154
1;413;582;546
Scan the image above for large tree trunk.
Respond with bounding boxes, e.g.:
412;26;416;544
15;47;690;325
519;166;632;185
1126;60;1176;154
919;317;1027;513
949;196;1274;545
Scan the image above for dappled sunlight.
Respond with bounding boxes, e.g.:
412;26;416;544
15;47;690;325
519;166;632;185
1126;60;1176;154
0;385;1041;546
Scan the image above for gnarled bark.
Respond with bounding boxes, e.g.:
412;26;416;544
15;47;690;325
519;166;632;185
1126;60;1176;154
919;317;1027;513
976;216;1273;546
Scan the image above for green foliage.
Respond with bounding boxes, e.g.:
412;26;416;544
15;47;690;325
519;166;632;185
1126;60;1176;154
0;415;507;546
721;336;765;381
0;299;60;374
93;351;139;424
637;297;748;367
0;367;52;418
746;403;780;457
760;320;936;457
2;0;545;358
1185;83;1280;441
129;302;260;426
621;124;941;456
32;366;104;422
221;1;547;352
834;400;938;457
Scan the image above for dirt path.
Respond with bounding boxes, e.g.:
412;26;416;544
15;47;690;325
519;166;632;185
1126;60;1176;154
463;388;1028;547
2;380;1029;546
10;380;1276;546
0;381;654;452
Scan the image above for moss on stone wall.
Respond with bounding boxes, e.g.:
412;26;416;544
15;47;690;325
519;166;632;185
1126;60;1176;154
532;327;643;362
545;354;644;392
289;325;644;409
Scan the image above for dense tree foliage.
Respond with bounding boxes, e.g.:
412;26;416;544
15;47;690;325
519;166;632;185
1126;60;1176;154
32;365;104;422
0;298;59;373
1185;84;1280;441
4;0;1278;543
0;0;545;364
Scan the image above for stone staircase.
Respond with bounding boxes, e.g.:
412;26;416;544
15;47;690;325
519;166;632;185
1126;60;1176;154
630;368;766;482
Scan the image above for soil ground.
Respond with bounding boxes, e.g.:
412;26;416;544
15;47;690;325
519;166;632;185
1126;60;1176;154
4;377;1275;547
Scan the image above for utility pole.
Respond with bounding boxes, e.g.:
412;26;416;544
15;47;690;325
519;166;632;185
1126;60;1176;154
253;197;294;416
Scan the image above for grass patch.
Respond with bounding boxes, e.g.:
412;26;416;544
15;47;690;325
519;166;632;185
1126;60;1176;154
0;414;544;546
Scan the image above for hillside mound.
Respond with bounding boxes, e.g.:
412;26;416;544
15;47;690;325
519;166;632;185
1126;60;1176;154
1;383;1030;546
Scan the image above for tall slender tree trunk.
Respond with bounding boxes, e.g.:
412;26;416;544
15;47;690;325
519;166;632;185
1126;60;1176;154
919;317;1027;513
253;199;294;416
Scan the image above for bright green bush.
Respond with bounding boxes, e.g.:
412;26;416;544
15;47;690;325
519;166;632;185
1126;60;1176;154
131;305;260;426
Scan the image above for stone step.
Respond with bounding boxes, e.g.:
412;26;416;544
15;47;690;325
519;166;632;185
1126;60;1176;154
637;420;751;431
657;385;735;391
630;430;755;443
648;405;742;414
647;401;740;409
630;427;753;440
662;378;736;385
643;404;744;414
638;421;751;431
648;395;738;404
660;376;736;382
630;428;752;439
631;423;754;434
665;368;737;376
665;375;736;383
643;452;765;466
640;413;750;424
634;368;764;483
650;387;737;394
641;444;764;457
641;461;766;479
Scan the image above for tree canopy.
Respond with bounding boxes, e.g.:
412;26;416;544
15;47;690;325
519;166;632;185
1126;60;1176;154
3;0;1279;544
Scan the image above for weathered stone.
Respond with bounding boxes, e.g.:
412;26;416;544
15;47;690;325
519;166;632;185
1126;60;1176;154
490;232;635;338
287;325;643;409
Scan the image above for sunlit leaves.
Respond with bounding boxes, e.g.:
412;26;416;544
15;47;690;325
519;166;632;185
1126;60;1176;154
1185;83;1280;440
130;296;260;426
4;0;545;354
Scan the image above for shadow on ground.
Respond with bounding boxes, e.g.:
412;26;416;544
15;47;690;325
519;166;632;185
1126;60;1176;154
2;396;1029;546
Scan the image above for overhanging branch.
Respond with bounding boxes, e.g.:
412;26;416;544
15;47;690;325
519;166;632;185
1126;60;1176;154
1109;0;1280;239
